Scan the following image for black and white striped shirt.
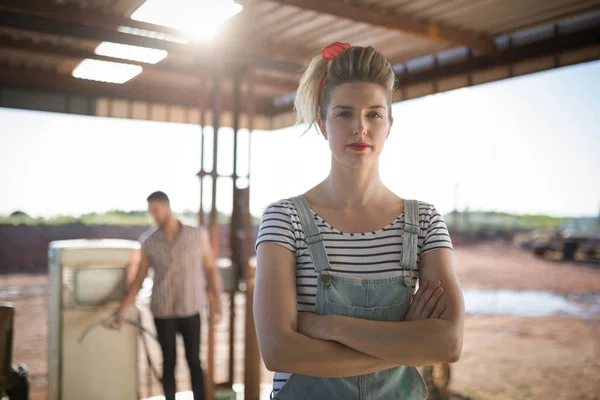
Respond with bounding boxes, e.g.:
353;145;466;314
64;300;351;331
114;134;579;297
255;198;453;394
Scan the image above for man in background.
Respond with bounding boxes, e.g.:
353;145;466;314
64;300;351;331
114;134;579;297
115;191;223;400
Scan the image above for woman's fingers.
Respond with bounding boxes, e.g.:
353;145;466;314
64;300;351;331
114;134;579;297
406;280;429;321
430;300;447;319
411;280;429;305
421;285;444;319
412;280;441;319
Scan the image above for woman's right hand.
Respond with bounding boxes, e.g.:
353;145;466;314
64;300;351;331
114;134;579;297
405;280;446;321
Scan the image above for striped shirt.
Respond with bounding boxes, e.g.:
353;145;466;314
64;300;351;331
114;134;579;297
255;198;453;394
140;222;207;318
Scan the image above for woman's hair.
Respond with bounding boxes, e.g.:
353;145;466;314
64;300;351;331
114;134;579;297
294;45;396;133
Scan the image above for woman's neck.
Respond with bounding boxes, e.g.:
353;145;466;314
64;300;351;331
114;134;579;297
319;159;389;208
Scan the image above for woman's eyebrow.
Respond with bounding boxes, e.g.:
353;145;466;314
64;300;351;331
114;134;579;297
333;105;386;110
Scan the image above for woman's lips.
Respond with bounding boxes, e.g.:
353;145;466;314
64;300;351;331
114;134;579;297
348;143;371;151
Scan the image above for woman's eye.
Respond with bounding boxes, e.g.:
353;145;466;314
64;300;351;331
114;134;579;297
338;111;352;117
369;112;382;118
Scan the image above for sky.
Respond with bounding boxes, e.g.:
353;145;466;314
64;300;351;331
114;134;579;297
1;60;599;219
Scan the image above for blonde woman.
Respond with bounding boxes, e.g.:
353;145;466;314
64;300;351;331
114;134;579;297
254;42;465;399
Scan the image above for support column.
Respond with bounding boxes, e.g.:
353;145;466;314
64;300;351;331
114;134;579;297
206;69;221;400
227;67;242;389
244;72;261;400
209;71;221;258
198;79;207;227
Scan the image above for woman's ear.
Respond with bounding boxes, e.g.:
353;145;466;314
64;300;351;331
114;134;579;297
317;117;328;140
386;116;394;140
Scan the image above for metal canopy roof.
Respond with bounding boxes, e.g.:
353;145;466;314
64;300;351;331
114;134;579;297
0;0;599;130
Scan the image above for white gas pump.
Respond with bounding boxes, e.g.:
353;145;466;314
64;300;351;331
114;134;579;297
48;239;141;400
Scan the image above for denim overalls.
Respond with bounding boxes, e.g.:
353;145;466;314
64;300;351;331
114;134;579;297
272;195;427;400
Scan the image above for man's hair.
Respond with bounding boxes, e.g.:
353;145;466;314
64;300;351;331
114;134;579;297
147;191;169;203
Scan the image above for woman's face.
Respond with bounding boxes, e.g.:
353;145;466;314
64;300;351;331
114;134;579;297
319;82;393;169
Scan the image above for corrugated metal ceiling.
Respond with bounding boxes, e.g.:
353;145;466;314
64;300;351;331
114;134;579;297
0;0;598;125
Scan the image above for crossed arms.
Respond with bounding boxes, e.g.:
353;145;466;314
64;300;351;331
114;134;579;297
253;243;464;378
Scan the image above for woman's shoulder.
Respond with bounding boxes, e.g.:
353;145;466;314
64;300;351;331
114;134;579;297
262;198;297;215
404;199;436;214
414;200;436;212
256;198;302;253
405;200;443;227
259;198;303;228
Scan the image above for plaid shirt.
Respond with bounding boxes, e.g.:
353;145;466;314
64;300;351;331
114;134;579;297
139;222;207;318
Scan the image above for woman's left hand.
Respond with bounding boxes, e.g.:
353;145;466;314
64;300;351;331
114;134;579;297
297;312;334;340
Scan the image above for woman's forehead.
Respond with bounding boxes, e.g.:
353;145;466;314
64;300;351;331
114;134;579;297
329;82;389;108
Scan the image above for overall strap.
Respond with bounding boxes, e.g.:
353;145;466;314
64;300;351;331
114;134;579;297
289;196;331;274
400;199;420;273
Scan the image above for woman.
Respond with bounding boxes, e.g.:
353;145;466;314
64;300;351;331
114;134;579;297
254;42;465;399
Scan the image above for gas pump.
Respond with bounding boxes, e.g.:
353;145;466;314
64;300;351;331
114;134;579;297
48;239;140;400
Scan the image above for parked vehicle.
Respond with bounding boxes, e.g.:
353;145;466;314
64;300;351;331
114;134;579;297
531;230;600;263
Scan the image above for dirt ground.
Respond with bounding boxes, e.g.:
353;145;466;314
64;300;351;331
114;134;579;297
452;241;600;295
1;241;599;400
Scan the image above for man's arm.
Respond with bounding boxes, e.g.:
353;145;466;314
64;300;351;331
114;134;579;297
115;249;150;324
199;227;224;321
254;242;401;378
302;249;465;367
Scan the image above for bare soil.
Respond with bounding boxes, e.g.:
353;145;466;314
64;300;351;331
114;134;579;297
2;241;599;399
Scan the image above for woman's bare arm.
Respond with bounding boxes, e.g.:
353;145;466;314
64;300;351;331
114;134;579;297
301;249;465;367
253;242;401;378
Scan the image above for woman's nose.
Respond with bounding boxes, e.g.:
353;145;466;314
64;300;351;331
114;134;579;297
354;118;367;136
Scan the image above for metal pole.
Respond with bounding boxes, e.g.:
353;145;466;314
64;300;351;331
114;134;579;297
232;70;240;185
199;80;207;227
210;72;220;260
245;71;255;280
206;69;221;400
247;79;253;189
227;67;241;388
244;71;261;400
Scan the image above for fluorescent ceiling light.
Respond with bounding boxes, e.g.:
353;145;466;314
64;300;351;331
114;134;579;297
130;0;243;40
117;26;189;44
72;59;143;84
95;42;168;64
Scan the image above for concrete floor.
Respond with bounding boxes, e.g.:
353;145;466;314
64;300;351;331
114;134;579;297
143;383;274;400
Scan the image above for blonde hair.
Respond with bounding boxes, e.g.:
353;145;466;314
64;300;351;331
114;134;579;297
294;45;396;134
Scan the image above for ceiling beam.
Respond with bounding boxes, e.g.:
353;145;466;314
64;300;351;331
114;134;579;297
0;9;302;74
216;0;314;63
0;0;188;38
393;23;600;87
0;1;309;68
0;65;275;114
266;0;496;54
0;10;190;52
269;23;600;113
0;35;151;65
0;35;299;93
